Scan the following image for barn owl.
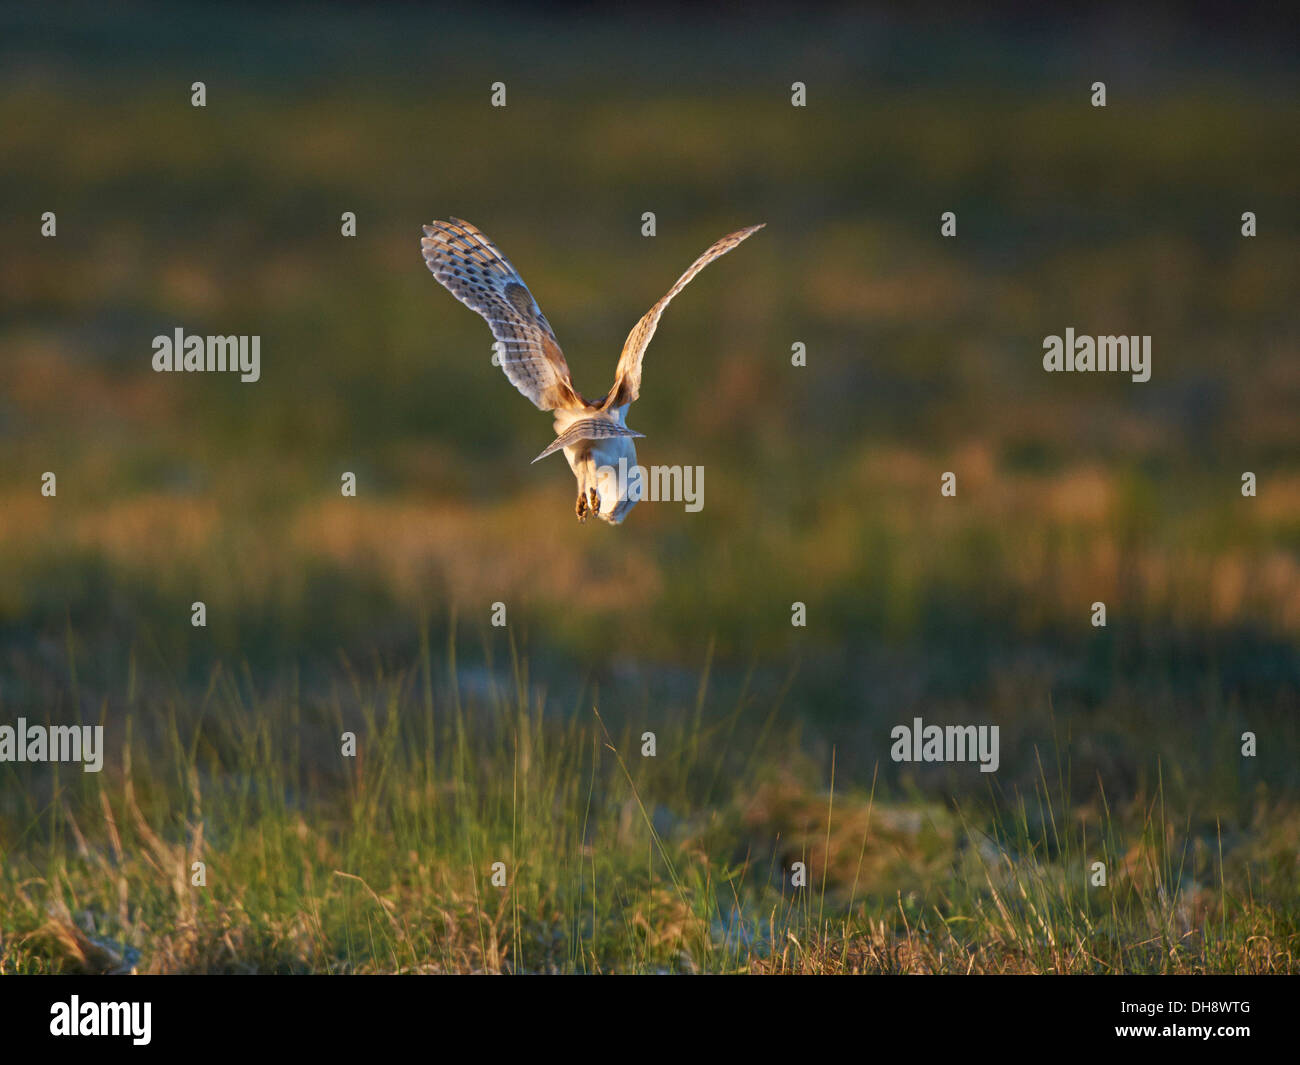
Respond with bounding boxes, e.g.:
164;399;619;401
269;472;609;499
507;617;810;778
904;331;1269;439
420;218;763;524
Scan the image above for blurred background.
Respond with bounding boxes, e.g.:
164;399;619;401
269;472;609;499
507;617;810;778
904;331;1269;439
1;3;1297;808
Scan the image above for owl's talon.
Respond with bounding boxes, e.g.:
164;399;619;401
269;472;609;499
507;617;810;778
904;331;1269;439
576;492;588;522
588;487;600;516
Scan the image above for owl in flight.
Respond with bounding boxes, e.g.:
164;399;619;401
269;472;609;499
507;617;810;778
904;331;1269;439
420;218;763;524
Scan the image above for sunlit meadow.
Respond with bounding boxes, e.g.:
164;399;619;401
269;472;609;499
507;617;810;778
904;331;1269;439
1;6;1296;972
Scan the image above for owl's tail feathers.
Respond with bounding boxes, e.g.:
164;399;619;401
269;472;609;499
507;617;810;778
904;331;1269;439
531;420;645;464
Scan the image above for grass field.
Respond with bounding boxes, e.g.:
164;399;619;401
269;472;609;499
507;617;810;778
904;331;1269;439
1;6;1297;973
2;632;1296;973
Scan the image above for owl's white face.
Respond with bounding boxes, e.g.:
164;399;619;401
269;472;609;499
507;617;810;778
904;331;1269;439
591;437;641;524
565;432;641;524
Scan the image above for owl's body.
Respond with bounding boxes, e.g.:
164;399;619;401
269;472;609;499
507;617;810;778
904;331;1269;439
420;217;762;524
556;405;641;524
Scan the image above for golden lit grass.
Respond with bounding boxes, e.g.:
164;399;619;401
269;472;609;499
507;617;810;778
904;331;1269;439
2;649;1294;974
4;448;1298;644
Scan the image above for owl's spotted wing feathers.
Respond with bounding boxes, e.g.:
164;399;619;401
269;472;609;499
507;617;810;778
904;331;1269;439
530;418;645;464
421;218;581;411
602;223;764;410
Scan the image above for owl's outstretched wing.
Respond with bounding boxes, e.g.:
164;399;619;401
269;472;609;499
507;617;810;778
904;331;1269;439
530;418;644;464
421;218;582;411
601;223;764;410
